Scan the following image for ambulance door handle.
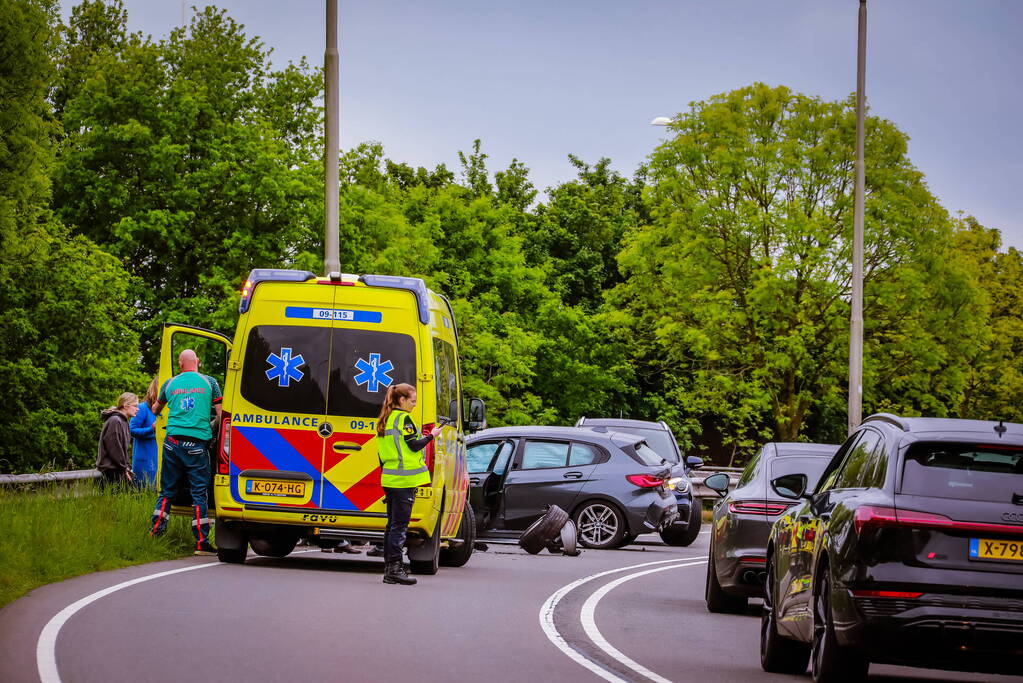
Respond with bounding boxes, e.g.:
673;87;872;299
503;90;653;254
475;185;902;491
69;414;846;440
332;442;362;452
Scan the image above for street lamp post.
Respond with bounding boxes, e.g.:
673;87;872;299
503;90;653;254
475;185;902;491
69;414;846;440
324;0;340;276
849;0;867;434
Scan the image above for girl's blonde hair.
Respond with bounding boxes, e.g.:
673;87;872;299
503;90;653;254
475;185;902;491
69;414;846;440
376;383;416;436
143;376;159;405
113;392;139;413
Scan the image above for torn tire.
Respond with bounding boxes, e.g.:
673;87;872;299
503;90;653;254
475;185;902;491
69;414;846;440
519;504;569;554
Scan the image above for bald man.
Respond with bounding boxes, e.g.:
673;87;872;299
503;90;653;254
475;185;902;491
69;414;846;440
149;349;223;554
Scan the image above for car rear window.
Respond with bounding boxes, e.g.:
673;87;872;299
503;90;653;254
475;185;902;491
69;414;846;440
901;443;1023;503
770;456;831;491
240;325;416;418
627;441;668;467
605;427;679;463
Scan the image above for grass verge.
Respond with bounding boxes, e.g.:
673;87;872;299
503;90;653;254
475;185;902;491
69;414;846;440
0;482;197;609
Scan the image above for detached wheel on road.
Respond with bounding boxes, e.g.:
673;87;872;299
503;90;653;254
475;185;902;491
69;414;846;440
573;501;627;550
811;569;869;682
439;501;475;568
761;558;810;674
705;547;748;614
519;505;570;554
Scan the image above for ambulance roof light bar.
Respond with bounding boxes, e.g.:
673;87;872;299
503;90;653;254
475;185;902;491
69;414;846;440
359;274;430;324
239;269;317;313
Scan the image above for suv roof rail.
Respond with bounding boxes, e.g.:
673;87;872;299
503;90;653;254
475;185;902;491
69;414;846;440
575;416;587;427
862;413;910;432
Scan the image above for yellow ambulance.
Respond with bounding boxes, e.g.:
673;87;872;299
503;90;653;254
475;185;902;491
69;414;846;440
156;269;484;574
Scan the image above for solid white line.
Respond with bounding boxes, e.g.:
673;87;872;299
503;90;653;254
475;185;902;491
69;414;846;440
539;557;706;682
580;561;706;683
36;562;222;683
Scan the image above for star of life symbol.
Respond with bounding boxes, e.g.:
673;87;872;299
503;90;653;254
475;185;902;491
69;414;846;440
353;353;394;393
266;347;305;387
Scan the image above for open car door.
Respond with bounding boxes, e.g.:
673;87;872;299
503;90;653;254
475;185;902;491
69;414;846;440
156;323;232;514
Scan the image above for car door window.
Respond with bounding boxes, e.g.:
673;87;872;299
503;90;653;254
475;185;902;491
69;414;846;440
521;441;570;470
817;433;864;493
569;442;599;466
468;442;500;474
833;430;881;489
862;437;889;489
738;447;765;486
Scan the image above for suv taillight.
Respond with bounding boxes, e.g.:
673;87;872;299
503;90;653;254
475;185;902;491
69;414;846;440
854;505;1023;536
218;413;231;475
729;500;793;516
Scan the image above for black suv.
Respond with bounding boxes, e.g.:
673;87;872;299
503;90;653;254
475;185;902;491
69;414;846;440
761;414;1023;681
576;417;704;546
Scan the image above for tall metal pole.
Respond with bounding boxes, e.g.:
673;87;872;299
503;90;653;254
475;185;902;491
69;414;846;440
324;0;341;275
849;0;867;434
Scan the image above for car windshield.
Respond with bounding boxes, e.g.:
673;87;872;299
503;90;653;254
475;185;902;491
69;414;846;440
605;427;679;463
901;442;1023;503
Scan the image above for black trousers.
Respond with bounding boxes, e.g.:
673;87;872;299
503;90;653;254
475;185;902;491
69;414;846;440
382;487;416;563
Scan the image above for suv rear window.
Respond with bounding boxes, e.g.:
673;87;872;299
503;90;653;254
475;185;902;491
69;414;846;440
605;427;679;463
240;325;416;418
901;443;1023;503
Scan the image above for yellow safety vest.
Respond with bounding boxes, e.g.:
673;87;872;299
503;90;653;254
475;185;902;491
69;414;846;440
377;409;431;489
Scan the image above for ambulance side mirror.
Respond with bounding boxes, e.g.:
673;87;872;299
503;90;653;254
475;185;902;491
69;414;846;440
466;398;486;434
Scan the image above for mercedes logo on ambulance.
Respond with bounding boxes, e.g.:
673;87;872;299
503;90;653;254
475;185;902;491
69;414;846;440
318;422;334;438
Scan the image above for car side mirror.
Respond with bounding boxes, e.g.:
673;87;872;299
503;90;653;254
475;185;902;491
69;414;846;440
686;456;704;470
771;473;809;500
465;398;486;434
703;472;731;497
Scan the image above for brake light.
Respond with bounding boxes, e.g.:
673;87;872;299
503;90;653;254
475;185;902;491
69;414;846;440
422;423;436;473
626;474;665;488
316;280;355;286
729;501;793;516
218;413;231;475
852;590;923;599
854;506;1023;536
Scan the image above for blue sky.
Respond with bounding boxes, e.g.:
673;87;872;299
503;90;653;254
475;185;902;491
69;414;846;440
63;1;1023;249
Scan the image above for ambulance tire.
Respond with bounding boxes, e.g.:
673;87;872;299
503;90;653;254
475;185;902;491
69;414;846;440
214;519;248;564
409;516;441;575
440;502;476;568
249;530;298;558
519;505;570;554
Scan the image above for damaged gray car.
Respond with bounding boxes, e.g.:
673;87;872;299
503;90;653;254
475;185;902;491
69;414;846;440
467;426;681;549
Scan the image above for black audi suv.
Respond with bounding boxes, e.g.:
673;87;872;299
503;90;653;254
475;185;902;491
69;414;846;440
704;441;839;613
761;414;1023;681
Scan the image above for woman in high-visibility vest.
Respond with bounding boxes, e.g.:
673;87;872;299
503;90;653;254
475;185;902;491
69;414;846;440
375;383;442;585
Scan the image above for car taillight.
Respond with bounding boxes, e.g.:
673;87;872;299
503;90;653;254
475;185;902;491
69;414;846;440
854;506;1023;536
218;413;231;475
851;590;923;599
422;423;436;473
729;500;792;516
626;474;665;488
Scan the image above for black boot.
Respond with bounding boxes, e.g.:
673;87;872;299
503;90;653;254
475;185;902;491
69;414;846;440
383;560;417;585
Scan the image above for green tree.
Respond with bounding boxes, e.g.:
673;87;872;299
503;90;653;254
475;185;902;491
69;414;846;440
53;7;323;356
613;83;984;456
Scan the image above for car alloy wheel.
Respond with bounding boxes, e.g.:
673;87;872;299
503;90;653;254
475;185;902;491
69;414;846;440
760;558;809;673
811;570;868;682
575;502;625;549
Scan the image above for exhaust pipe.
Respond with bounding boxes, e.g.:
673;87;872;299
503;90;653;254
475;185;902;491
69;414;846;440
742;570;766;585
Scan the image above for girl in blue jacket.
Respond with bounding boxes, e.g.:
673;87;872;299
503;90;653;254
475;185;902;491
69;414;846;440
130;376;159;486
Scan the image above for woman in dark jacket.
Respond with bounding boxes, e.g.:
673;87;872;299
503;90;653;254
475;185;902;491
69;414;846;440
97;392;139;487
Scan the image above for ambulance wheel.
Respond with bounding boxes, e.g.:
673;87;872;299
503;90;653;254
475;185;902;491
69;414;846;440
249;530;298;558
409;517;441;575
213;519;247;564
440;502;476;568
217;545;247;564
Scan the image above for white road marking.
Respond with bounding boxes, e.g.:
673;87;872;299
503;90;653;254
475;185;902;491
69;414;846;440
580;561;706;683
36;549;320;683
539;556;707;682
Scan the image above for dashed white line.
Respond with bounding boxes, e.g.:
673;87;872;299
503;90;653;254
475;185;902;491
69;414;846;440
539;556;707;682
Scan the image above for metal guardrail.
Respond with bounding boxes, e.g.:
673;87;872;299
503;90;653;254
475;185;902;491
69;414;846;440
1;465;742;491
0;469;101;485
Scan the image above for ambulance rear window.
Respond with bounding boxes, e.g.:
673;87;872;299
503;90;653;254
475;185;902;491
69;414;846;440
240;325;416;418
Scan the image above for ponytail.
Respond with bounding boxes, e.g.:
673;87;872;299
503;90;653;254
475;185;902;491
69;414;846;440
376;383;416;436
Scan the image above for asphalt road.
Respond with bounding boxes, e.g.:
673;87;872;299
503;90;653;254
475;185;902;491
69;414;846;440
0;530;1018;682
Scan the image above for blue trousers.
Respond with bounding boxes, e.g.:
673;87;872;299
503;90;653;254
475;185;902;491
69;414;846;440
150;436;211;548
383;487;415;563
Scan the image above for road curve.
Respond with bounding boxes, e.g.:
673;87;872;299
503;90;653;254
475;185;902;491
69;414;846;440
0;532;1019;682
